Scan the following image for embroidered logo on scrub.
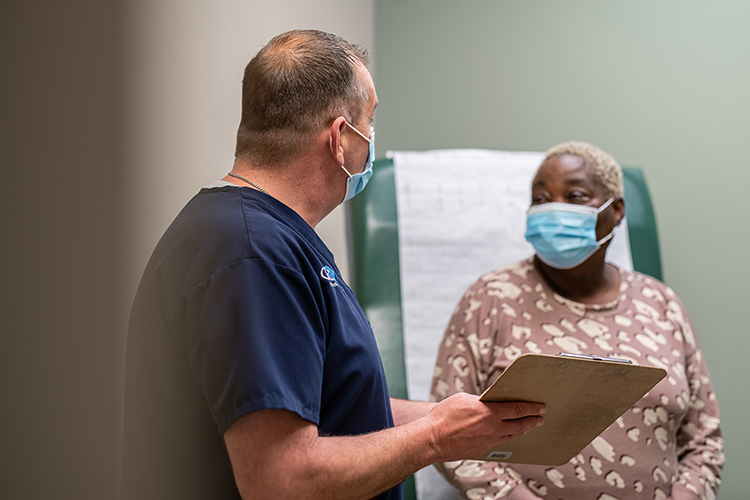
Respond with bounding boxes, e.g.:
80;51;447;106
320;266;339;288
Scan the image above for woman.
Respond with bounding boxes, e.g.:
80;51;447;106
430;141;723;500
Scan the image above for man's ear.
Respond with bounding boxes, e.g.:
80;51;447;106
613;197;626;226
329;116;347;166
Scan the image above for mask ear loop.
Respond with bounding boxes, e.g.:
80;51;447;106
596;231;615;246
345;121;372;143
596;197;615;213
595;197;617;245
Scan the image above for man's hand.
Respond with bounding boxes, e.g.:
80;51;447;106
425;392;546;462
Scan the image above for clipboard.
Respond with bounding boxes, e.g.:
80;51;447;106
472;353;667;465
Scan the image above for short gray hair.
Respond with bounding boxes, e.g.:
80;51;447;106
235;30;370;167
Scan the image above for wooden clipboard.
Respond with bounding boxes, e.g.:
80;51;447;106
472;353;667;465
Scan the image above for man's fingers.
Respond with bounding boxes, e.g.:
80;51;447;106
499;415;544;437
494;416;544;445
499;401;547;418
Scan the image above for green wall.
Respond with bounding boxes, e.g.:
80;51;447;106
375;1;749;497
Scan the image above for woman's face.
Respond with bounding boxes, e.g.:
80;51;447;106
530;153;622;240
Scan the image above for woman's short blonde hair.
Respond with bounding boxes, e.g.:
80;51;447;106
542;141;624;199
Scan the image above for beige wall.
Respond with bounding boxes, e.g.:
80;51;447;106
0;2;372;498
123;0;373;295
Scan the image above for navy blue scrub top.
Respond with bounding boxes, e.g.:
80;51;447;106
123;186;401;500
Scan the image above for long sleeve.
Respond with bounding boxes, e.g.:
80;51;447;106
430;261;725;500
666;296;724;500
430;277;532;500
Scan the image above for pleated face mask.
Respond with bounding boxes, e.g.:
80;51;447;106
524;197;615;269
340;123;374;203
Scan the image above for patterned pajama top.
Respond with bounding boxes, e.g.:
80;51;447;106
430;258;723;500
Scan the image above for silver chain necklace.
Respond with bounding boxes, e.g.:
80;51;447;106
227;172;269;195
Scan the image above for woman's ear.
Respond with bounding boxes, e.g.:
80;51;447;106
613;197;626;226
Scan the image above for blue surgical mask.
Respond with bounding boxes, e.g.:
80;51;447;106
340;123;374;202
524;198;615;269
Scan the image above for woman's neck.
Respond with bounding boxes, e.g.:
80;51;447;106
534;255;621;305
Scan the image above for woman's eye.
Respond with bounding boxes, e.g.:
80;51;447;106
567;192;588;202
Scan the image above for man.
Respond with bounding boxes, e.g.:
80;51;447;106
122;29;546;500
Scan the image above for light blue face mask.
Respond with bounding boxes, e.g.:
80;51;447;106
340;122;374;203
524;198;615;269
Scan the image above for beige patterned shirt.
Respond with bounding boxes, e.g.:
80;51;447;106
430;258;723;500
